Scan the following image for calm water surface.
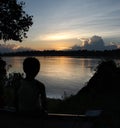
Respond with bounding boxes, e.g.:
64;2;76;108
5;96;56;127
3;56;101;99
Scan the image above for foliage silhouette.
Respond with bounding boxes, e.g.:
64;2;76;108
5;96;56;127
56;60;120;114
1;49;120;59
3;73;24;108
0;58;6;107
0;0;33;42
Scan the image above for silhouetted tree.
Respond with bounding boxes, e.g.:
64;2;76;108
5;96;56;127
0;0;33;42
56;60;120;114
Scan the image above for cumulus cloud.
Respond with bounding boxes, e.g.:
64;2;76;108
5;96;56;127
0;44;32;53
83;36;105;50
71;35;118;51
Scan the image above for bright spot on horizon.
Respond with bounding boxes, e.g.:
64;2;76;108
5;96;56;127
56;46;69;50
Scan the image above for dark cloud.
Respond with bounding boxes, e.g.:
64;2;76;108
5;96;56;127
83;35;105;50
70;45;81;51
0;44;32;53
71;35;118;51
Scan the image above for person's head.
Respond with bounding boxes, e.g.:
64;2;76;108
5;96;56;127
23;57;40;79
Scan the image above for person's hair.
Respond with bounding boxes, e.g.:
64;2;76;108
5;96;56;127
23;57;40;78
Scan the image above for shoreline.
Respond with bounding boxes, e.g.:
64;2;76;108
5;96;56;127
1;49;120;59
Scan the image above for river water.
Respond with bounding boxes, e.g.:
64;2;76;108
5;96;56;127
2;56;102;99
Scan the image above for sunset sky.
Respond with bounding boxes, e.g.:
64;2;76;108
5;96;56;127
1;0;120;52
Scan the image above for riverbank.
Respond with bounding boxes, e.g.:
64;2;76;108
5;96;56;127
1;49;120;59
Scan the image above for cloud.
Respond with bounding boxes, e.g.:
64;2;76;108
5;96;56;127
70;45;81;51
71;35;118;51
0;44;32;53
83;35;105;50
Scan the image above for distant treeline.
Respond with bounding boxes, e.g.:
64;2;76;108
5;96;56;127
1;49;120;58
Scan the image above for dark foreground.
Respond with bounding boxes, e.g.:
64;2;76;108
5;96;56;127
0;109;119;128
0;113;86;128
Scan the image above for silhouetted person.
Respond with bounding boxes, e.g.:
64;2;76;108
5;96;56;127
0;58;6;107
17;57;47;117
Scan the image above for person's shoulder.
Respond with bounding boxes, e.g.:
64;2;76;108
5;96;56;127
34;79;44;85
34;79;45;89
